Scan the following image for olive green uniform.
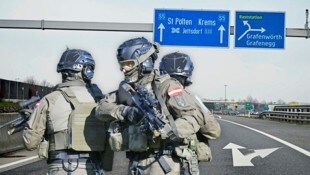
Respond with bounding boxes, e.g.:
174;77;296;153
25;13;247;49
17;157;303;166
186;91;221;162
96;72;220;175
190;93;221;140
23;80;110;175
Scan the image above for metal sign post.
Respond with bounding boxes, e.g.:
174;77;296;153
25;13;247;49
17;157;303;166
305;9;309;39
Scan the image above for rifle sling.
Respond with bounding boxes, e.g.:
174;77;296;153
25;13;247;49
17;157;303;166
151;81;180;140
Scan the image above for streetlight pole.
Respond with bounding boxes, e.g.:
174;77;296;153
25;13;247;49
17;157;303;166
224;85;228;110
16;81;18;99
15;78;20;100
8;81;10;99
22;87;24;99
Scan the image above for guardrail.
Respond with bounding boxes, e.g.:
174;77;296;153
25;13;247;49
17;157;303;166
260;111;310;124
0;113;24;154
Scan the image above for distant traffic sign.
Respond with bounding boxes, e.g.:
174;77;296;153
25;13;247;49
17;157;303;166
246;103;251;110
235;11;285;49
154;9;230;47
263;106;269;111
250;105;254;110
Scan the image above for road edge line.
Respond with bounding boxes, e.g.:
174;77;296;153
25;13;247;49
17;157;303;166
0;155;39;170
218;118;310;157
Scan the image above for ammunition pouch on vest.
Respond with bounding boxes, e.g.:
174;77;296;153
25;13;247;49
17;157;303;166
108;121;129;152
178;133;212;162
196;132;212;162
128;125;148;152
173;135;202;175
38;139;49;159
58;87;106;152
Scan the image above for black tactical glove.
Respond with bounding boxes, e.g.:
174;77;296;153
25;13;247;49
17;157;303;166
121;106;143;123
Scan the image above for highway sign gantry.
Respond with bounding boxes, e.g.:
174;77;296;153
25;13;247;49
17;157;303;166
235;11;285;49
154;9;230;47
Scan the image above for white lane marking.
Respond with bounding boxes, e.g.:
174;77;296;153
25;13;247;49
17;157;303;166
218;118;310;157
214;115;222;119
0;155;39;170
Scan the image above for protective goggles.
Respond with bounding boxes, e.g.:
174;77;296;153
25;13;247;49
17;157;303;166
119;47;156;72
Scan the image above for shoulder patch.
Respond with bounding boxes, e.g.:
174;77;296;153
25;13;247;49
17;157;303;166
174;95;187;107
168;86;183;97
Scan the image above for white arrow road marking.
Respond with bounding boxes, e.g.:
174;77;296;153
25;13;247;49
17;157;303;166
158;23;165;42
223;143;280;166
218;118;310;157
218;25;225;44
237;21;266;40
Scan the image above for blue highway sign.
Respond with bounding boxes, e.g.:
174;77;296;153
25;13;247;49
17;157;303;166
235;11;285;49
154;9;230;47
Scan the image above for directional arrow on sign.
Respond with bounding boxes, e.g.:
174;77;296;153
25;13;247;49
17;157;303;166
158;23;165;42
223;143;280;167
238;21;266;41
218;25;225;44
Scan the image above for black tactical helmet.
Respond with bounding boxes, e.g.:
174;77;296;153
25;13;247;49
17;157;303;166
159;52;194;86
117;37;159;74
57;49;95;81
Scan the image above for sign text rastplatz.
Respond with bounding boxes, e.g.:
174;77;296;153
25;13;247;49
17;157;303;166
235;11;285;49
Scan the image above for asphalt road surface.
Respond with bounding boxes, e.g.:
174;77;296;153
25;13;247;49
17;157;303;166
1;115;309;175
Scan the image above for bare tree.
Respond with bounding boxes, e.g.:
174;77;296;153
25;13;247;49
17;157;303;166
253;98;259;104
247;95;254;102
41;79;54;87
24;76;38;85
41;79;49;86
277;99;286;105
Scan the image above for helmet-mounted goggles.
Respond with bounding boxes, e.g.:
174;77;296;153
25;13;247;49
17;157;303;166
119;46;156;72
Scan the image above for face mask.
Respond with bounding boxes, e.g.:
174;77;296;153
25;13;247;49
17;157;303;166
124;67;139;83
61;71;83;82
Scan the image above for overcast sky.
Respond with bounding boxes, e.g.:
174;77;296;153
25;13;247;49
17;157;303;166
0;0;309;103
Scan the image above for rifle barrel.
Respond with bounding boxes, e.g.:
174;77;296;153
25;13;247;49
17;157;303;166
0;116;23;129
19;96;40;108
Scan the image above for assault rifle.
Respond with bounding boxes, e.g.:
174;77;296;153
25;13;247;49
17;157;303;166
0;96;40;135
119;82;175;140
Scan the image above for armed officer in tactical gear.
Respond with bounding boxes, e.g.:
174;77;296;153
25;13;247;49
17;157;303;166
23;49;111;175
96;37;207;175
159;52;221;163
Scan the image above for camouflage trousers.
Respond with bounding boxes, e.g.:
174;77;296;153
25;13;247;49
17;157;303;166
47;159;105;175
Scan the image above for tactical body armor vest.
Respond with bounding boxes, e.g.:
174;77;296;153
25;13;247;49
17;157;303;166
117;73;200;174
117;74;170;151
49;83;106;152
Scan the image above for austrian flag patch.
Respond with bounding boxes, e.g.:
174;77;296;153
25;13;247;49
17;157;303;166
168;86;183;97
